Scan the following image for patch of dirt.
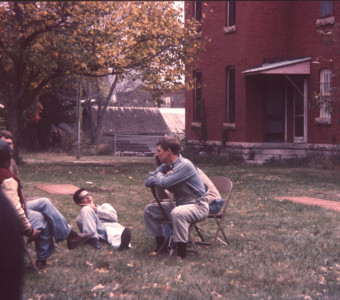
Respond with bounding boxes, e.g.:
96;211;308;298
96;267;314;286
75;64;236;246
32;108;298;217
35;184;80;195
274;196;340;212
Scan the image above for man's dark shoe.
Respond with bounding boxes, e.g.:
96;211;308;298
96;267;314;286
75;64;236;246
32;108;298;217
67;232;95;250
118;227;131;251
176;242;187;259
149;235;168;256
35;260;49;270
92;238;101;250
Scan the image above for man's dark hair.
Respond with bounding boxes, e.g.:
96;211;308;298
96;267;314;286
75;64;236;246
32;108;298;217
0;130;13;140
73;188;86;204
157;137;181;155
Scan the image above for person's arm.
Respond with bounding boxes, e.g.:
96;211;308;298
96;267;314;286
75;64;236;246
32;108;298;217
96;203;118;222
1;178;32;234
145;164;168;187
151;162;198;188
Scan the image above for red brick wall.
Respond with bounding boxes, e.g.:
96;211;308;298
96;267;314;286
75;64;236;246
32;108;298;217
185;1;340;145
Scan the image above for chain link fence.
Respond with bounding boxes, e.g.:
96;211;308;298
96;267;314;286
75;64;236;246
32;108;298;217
103;133;166;156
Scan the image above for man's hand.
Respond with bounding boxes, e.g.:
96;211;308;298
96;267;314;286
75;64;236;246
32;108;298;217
80;203;97;212
27;228;41;243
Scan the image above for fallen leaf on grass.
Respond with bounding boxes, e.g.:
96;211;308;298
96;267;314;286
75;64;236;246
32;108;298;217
92;284;105;291
95;268;109;273
86;261;93;267
211;291;222;298
319;276;326;285
91;281;120;292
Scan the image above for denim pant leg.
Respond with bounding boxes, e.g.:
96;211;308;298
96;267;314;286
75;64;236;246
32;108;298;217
26;198;71;243
209;199;224;214
26;208;55;261
78;206;106;240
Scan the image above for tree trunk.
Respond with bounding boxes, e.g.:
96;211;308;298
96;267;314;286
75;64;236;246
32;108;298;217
91;75;119;145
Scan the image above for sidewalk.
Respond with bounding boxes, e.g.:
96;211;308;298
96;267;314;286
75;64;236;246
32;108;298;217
274;196;340;212
22;152;151;165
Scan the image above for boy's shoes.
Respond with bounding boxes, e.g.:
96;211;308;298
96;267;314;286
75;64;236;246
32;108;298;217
118;227;131;251
67;232;95;250
92;238;101;250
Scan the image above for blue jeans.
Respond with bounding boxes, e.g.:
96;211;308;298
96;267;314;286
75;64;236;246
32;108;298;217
26;198;71;261
208;199;224;214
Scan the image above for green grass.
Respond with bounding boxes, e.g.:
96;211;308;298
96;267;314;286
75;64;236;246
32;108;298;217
19;154;340;299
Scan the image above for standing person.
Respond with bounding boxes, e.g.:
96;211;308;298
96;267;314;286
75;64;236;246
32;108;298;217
0;191;24;300
144;137;209;260
0;140;95;270
73;188;131;250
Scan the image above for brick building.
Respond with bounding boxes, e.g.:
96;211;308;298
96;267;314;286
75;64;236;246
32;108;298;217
185;1;340;162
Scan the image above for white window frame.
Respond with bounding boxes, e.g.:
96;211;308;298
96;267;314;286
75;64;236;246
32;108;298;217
224;1;236;33
319;69;332;120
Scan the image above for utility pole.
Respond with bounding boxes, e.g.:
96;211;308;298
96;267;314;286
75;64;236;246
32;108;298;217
76;82;81;159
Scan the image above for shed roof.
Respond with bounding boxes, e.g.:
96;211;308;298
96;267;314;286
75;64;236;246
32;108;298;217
159;108;185;135
93;106;170;135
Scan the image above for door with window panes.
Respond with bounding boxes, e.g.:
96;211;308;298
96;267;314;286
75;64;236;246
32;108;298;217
293;79;307;143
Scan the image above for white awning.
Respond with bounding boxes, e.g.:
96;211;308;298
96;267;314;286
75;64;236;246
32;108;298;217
242;57;311;75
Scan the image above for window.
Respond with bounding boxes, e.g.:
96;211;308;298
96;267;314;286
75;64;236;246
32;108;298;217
224;1;236;33
194;1;202;32
319;1;333;18
194;71;203;122
319;69;332;119
226;1;236;27
226;66;235;123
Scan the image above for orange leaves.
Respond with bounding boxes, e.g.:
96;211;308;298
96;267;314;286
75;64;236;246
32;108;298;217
24;102;43;124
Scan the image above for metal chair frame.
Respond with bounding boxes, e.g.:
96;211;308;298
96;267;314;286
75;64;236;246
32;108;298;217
189;176;233;248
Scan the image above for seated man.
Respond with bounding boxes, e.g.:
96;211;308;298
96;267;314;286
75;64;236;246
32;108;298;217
73;189;131;250
159;167;223;251
153;155;223;214
144;137;209;259
0;140;95;270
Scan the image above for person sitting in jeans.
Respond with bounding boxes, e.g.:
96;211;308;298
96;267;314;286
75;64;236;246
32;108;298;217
0;140;95;270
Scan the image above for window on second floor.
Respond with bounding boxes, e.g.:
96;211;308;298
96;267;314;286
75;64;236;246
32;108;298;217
319;68;332;119
226;66;235;123
194;1;202;32
319;0;333;18
194;71;203;122
224;1;236;33
226;1;236;27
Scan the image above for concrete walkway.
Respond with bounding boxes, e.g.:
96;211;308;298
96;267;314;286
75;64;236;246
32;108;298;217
274;196;340;212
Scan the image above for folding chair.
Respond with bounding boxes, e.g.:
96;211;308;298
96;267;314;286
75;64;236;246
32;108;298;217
189;176;233;247
22;238;38;272
150;185;174;255
150;185;200;256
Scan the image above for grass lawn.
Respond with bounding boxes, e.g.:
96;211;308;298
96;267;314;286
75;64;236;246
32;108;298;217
19;153;340;299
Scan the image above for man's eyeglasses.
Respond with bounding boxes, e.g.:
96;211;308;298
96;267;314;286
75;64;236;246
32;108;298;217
79;193;92;201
